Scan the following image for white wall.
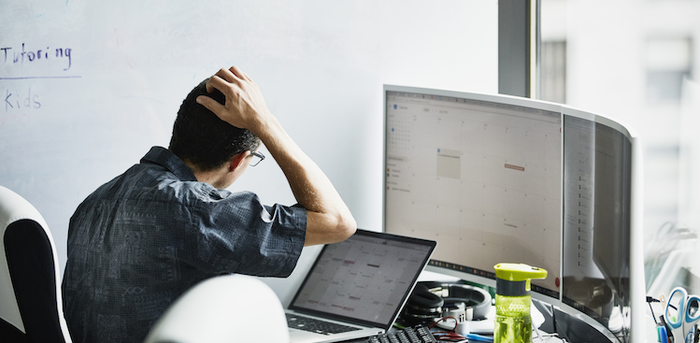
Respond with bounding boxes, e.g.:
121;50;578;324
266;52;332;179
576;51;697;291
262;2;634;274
0;0;498;301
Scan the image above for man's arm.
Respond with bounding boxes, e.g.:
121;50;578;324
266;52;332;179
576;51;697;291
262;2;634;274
196;66;356;246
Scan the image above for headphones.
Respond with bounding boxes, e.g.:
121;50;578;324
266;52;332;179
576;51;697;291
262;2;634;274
402;281;492;325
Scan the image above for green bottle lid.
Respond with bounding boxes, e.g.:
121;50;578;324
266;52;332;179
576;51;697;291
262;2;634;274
494;263;547;296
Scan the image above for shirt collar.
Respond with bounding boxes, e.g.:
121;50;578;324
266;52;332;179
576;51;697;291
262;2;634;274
140;146;198;182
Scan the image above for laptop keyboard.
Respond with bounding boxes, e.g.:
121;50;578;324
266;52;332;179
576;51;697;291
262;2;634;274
286;313;362;335
367;325;437;343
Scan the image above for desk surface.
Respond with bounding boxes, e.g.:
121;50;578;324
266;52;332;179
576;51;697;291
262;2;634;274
338;328;566;343
334;271;618;343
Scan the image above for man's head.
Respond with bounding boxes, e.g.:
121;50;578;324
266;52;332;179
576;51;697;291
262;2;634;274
169;79;261;173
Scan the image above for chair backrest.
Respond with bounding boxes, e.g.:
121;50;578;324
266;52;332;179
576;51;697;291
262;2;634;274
0;186;72;343
143;274;289;343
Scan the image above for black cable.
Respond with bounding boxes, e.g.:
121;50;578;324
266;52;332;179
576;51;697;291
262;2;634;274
648;296;660;325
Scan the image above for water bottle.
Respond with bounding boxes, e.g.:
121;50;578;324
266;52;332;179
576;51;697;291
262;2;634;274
493;263;548;343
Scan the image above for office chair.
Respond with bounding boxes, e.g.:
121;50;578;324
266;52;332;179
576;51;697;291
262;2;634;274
0;186;72;343
143;274;289;343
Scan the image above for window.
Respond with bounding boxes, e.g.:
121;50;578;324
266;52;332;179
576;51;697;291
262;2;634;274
541;40;567;104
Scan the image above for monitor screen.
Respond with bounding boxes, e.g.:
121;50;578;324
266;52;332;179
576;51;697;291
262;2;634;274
383;88;562;299
383;86;642;341
561;112;632;334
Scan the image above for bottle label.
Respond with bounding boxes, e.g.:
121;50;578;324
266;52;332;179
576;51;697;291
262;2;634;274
494;314;533;343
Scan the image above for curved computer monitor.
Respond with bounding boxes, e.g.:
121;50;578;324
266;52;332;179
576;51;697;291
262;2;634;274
383;85;644;342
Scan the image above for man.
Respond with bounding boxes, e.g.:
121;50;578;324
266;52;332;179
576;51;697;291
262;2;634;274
62;66;356;343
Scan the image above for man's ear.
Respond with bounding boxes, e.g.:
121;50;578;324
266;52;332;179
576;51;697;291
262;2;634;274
229;151;249;172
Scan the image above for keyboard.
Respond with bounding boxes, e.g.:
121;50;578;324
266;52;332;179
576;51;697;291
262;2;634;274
286;313;361;335
367;325;437;343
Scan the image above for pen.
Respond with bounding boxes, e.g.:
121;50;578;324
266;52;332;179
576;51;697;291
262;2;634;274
658;326;668;343
660;315;674;343
465;333;494;342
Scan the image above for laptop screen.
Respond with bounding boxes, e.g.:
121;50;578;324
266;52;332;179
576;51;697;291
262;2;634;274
288;229;437;330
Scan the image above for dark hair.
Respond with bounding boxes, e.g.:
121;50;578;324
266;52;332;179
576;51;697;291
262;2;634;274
169;79;260;171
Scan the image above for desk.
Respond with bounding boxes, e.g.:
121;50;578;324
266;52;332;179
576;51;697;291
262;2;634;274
316;270;624;343
338;327;567;343
336;297;565;343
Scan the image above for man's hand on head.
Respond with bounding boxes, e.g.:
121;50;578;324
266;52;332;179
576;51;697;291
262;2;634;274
196;66;272;135
196;66;356;247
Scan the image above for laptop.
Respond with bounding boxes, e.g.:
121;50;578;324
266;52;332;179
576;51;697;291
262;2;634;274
286;229;437;343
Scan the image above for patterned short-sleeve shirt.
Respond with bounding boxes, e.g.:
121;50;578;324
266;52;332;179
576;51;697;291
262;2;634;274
62;146;306;343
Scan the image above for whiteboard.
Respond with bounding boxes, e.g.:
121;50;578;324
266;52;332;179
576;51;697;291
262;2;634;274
0;0;497;300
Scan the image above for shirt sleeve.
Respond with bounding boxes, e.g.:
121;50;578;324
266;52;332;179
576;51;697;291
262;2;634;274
181;186;307;278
